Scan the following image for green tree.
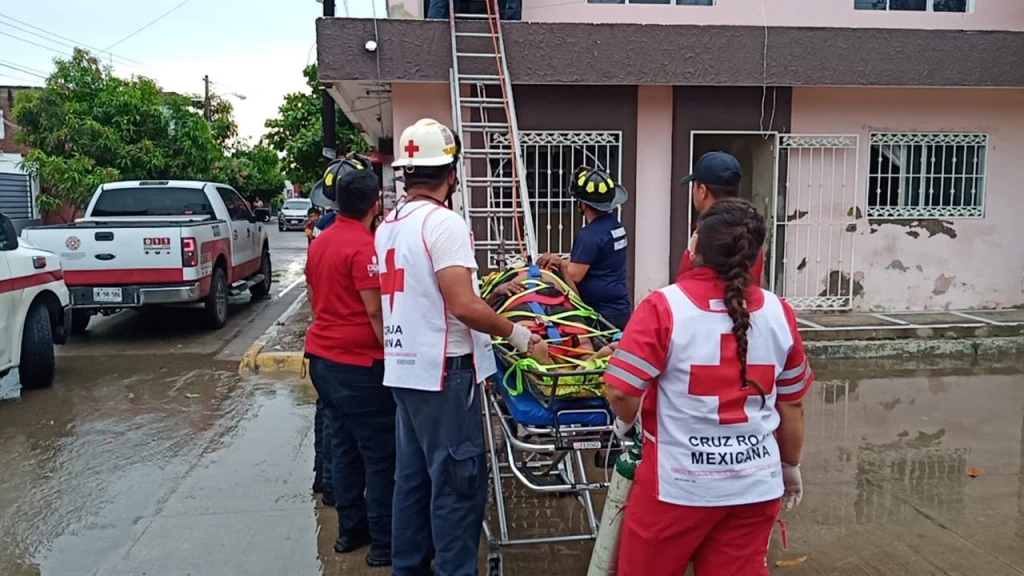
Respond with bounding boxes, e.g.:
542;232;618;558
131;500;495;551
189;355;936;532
263;63;369;196
219;142;285;204
13;49;226;219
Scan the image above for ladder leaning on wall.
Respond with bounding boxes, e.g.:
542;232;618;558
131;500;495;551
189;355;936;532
447;0;538;271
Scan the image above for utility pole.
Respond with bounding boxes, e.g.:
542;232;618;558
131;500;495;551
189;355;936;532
320;0;337;160
203;75;211;122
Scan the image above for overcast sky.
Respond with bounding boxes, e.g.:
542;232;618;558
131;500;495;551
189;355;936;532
0;0;386;142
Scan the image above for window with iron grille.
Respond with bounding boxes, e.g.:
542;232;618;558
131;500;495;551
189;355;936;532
484;131;623;258
866;132;987;219
854;0;971;12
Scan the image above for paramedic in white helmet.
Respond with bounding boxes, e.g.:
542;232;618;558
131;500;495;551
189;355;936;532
376;118;540;575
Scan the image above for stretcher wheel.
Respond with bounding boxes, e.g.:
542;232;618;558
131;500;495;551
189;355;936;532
488;553;503;576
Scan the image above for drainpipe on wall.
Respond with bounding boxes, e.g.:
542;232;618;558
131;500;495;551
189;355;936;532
321;0;337;160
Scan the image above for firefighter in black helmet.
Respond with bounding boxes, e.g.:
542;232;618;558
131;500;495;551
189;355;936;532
310;153;377;238
536;165;631;330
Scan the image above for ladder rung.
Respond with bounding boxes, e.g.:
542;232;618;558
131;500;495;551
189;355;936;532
459;74;502;81
462;121;508;130
465;177;516;186
463;148;512;156
462;97;505;104
460;100;505;109
469;208;520;216
454;13;496;19
455;32;497;37
456;52;502;59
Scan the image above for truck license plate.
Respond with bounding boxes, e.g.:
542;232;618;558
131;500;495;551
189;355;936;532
93;287;123;303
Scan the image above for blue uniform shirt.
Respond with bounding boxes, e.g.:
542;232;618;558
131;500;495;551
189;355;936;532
315;210;337;231
569;212;631;326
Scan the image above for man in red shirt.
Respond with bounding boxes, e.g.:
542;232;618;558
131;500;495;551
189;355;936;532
678;151;765;285
305;169;393;568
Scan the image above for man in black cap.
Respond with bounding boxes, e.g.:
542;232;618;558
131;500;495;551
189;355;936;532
678;151;764;285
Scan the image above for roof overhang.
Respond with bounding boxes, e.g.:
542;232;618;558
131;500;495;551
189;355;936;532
317;17;1024;87
329;81;393;146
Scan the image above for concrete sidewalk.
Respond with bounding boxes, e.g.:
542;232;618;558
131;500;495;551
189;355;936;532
238;296;1024;378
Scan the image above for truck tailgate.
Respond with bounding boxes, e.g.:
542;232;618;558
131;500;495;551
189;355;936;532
22;226;186;285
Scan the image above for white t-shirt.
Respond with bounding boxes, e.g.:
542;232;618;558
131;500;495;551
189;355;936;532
424;209;479;356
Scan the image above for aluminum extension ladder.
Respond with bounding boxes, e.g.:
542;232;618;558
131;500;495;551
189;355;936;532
447;0;538;271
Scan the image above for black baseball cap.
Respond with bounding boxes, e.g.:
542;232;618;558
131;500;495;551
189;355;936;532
680;151;742;187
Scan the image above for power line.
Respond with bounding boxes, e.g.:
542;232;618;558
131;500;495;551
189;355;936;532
104;0;194;51
0;29;74;58
0;71;42;86
0;12;147;68
0;60;48;80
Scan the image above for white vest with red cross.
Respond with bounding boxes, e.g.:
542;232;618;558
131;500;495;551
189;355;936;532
641;284;794;507
374;201;496;392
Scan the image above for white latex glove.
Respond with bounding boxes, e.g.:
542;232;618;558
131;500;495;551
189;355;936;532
612;417;634;440
508;323;533;354
781;463;803;510
687;231;699;255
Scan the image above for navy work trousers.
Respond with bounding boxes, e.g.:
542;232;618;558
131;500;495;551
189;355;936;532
309;356;397;549
314;398;330;494
391;362;488;576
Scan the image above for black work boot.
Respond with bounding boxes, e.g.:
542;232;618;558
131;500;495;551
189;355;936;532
334;525;371;554
365;544;392;567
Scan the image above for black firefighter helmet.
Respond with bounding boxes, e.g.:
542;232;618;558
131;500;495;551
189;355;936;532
309;153;375;209
569;166;628;212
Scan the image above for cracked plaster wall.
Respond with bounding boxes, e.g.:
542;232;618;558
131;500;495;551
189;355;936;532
791;87;1024;311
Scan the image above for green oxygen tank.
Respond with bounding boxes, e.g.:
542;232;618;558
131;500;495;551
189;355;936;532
587;430;642;576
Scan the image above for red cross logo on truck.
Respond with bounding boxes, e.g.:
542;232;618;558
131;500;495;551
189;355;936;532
689;334;776;425
380;248;405;312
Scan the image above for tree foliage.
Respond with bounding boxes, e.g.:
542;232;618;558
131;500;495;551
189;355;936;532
221;143;284;203
263;63;369;197
13;49;281;217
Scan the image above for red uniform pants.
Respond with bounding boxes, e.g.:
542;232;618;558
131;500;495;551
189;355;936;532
617;482;781;576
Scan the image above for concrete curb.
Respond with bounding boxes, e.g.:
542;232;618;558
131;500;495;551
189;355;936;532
804;335;1024;359
238;291;310;379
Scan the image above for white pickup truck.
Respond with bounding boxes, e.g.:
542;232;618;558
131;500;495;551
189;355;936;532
21;180;272;332
1;211;71;397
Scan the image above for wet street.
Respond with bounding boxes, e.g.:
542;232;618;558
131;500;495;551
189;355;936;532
4;236;1024;574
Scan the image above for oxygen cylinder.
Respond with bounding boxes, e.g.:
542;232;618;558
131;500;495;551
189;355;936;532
587;435;642;576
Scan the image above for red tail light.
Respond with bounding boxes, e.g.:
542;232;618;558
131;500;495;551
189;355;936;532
181;237;198;267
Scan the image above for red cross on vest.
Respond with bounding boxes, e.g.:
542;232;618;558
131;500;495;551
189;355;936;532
689;333;776;425
404;140;420;158
380;248;405;311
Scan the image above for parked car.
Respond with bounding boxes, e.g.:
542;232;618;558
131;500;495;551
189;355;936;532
278;198;313;231
0;211;71;395
20;180;272;333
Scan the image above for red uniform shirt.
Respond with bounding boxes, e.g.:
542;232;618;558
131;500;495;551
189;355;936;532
677;248;765;285
305;216;383;366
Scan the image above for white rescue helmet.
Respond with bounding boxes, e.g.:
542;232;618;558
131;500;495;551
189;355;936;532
391;118;459;168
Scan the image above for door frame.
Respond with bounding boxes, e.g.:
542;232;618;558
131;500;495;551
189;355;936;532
686;130;781;288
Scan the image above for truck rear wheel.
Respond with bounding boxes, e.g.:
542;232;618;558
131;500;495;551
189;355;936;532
20;304;55;389
249;249;272;299
71;309;93;335
204;267;229;329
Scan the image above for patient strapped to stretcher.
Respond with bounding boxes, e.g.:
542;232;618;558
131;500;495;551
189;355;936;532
481;265;621;402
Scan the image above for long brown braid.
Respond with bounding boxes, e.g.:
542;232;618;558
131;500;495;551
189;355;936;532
694;198;768;404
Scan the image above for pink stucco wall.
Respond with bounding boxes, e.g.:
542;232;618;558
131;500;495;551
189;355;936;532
790;87;1024;311
388;0;1024;31
633;85;674;302
389;82;453;199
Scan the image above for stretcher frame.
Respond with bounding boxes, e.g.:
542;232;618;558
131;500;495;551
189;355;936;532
482;340;634;576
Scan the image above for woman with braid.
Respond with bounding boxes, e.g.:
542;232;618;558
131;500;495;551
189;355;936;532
603;198;812;576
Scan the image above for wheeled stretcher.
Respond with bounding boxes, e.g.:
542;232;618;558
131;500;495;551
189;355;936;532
479;266;633;576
